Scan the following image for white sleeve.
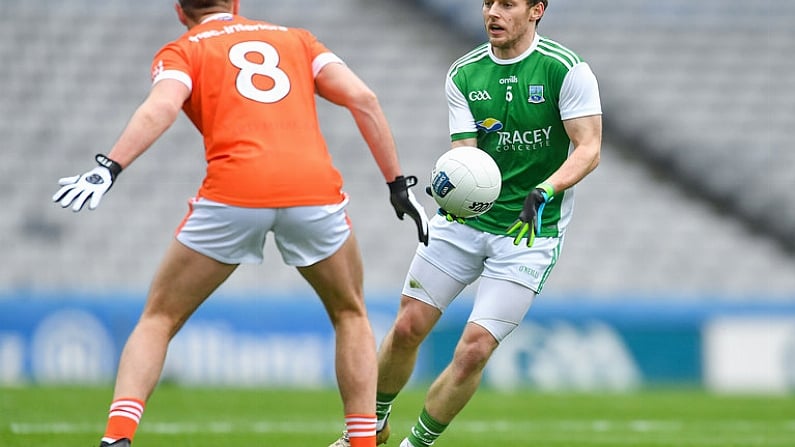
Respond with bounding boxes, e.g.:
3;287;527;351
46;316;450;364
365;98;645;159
153;69;193;92
312;52;345;78
559;62;602;120
446;75;477;136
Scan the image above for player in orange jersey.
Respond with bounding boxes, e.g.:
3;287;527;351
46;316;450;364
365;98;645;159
52;1;429;446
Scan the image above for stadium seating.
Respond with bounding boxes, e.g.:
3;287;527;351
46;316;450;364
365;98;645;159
1;0;793;298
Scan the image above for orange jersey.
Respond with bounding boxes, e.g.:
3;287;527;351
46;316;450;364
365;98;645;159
151;14;345;207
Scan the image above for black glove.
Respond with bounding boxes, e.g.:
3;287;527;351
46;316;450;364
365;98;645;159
388;175;430;246
506;182;555;247
53;154;123;212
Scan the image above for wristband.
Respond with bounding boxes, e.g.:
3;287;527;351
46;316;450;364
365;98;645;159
388;175;418;193
95;154;123;181
536;181;555;199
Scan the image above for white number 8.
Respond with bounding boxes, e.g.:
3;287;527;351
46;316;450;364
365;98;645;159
229;41;290;103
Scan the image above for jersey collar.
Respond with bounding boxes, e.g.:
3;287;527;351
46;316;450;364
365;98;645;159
488;33;540;65
200;13;234;24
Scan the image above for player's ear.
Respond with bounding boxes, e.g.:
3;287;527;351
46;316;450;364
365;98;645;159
175;2;189;27
232;0;240;15
530;1;545;23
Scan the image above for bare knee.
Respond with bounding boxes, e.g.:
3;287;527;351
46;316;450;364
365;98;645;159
389;316;428;349
450;328;497;381
138;294;194;340
324;293;369;328
388;299;440;349
136;311;185;341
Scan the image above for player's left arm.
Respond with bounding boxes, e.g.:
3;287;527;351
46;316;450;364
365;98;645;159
506;115;601;246
542;61;603;193
316;60;429;245
506;61;602;246
543;114;602;193
315;61;402;182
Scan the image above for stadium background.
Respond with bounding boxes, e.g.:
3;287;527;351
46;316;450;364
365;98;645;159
1;0;793;395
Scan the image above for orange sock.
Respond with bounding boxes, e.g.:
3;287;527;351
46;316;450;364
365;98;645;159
102;397;145;443
345;413;376;447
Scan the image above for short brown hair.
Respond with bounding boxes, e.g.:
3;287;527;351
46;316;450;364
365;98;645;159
178;0;231;8
178;0;233;21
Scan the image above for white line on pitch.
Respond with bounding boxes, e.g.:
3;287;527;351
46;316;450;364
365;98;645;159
10;419;795;435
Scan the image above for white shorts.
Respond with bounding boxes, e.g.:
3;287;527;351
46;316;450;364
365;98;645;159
411;215;563;292
401;215;564;340
175;197;351;267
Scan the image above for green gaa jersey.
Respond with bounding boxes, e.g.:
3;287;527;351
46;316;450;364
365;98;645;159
446;34;601;237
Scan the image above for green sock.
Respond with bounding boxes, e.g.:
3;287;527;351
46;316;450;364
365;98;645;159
407;407;448;447
376;391;397;429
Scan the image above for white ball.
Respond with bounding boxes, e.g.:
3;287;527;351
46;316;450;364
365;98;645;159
430;146;502;218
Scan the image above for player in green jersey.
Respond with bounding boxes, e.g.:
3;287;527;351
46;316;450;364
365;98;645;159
330;1;601;447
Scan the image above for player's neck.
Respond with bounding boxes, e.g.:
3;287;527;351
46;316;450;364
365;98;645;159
185;10;233;29
491;29;536;60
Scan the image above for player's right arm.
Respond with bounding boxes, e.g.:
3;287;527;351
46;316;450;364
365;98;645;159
106;78;190;168
446;74;478;141
451;138;477;148
53;78;190;212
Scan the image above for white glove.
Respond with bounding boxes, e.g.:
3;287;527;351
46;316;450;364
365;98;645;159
53;154;122;212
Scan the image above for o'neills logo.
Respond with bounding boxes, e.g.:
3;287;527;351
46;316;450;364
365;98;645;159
432;171;455;198
500;75;518;84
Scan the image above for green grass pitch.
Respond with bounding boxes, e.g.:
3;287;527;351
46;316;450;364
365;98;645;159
2;385;793;446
